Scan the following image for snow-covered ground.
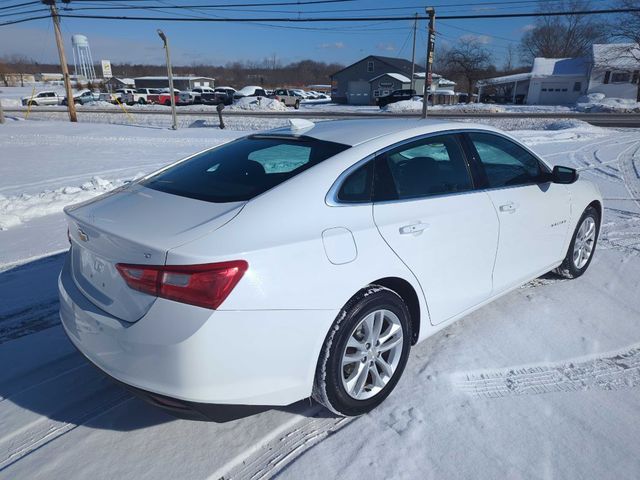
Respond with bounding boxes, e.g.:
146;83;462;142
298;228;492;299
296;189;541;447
1;117;639;479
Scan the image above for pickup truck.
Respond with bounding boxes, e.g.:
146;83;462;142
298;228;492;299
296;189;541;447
157;89;191;106
132;88;162;104
112;89;135;105
376;89;418;108
190;87;215;104
21;91;63;106
61;89;100;106
234;85;268;99
196;87;234;106
270;89;301;109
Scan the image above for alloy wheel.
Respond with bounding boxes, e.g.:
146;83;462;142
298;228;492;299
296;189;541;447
341;309;404;400
573;216;596;269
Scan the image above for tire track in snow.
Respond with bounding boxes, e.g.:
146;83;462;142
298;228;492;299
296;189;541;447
617;141;640;210
453;344;640;399
0;300;60;345
219;411;354;480
0;369;131;472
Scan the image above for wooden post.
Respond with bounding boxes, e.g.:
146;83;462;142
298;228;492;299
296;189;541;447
421;7;436;119
43;0;77;122
410;13;418;92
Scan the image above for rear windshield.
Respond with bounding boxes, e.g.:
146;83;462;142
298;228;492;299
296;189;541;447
141;135;350;203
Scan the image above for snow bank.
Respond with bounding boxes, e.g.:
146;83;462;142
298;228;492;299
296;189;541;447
576;97;640;113
0;98;21;108
0;175;142;230
510;119;609;146
382;99;422;112
228;97;288;112
431;103;507;113
382;100;508;113
576;93;606;103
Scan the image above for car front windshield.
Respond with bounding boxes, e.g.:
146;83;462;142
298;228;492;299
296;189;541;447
141;135;350;203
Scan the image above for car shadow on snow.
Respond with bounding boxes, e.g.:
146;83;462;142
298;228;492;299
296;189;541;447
0;252;325;435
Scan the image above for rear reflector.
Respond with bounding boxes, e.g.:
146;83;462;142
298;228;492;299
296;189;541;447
116;261;248;310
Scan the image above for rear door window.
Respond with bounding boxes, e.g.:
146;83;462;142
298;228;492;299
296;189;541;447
374;134;473;201
142;136;349;203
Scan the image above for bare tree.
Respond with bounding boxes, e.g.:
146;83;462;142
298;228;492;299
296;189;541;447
9;55;34;87
519;0;608;64
0;60;9;87
443;40;493;102
504;45;515;71
606;0;640;101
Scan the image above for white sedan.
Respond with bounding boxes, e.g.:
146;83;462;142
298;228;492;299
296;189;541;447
59;119;602;417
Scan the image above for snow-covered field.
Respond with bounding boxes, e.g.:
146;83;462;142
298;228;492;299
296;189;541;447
1;116;639;479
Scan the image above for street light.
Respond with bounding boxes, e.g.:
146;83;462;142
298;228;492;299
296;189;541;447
157;29;177;130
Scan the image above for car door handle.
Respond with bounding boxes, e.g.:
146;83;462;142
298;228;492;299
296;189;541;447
499;202;518;213
399;222;429;235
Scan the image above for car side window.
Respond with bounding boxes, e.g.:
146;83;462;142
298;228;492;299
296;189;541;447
337;161;373;203
374;134;473;201
467;132;546;188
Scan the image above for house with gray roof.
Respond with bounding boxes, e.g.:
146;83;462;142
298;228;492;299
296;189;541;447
330;55;424;104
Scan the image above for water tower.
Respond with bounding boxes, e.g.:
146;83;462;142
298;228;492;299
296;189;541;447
71;34;96;81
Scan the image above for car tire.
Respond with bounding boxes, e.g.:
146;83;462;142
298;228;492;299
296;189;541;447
313;286;412;417
138;98;146;105
29;101;38;106
294;101;300;110
554;205;600;279
164;100;171;106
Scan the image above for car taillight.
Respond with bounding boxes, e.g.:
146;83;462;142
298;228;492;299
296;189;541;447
116;261;248;310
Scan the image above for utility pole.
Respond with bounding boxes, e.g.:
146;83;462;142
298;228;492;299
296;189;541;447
410;13;418;92
42;0;77;122
0;98;5;124
157;29;178;130
421;7;436;119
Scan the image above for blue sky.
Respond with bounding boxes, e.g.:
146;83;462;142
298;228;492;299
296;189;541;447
0;0;617;67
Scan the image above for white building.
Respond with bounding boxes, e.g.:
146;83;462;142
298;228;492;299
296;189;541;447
478;43;640;105
588;43;640;99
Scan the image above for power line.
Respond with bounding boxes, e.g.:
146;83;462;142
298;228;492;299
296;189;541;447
0;14;50;26
69;0;360;7
62;0;570;15
49;8;640;23
0;7;49;18
0;1;40;11
1;6;637;28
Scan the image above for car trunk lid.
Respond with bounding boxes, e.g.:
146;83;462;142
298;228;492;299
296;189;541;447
65;184;244;322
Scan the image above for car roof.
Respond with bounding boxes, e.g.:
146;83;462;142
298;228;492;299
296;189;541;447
267;119;501;147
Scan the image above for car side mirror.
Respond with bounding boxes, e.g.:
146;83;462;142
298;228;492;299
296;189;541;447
551;165;578;184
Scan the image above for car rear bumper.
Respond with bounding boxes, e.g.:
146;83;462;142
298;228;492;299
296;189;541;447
58;253;336;406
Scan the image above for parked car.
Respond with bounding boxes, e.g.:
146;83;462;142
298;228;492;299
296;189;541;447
270;89;301;109
290;89;311;101
157;89;191;106
377;89;417;108
59;119;601;418
308;91;330;101
21;91;62;106
61;89;99;106
233;85;267;99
